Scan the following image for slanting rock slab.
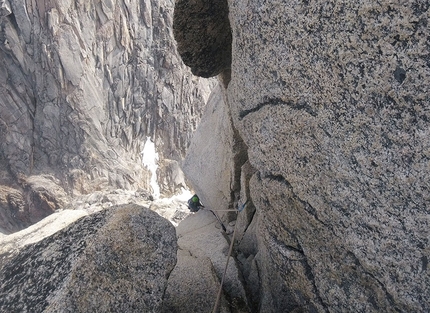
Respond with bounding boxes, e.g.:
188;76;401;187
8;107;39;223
0;204;177;313
162;249;228;313
164;209;249;312
0;209;88;266
183;84;247;219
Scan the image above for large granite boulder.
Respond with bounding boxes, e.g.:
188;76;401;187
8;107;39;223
177;0;430;312
0;209;88;267
173;0;232;77
0;204;177;313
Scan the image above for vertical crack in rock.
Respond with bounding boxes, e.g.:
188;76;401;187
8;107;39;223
346;251;401;312
173;0;232;77
29;93;36;175
228;119;249;218
296;241;330;313
262;175;330;312
256;172;410;311
265;174;330;229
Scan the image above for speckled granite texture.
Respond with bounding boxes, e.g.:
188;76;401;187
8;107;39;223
0;205;177;313
175;0;429;312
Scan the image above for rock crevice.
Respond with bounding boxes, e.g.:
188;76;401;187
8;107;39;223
238;98;318;120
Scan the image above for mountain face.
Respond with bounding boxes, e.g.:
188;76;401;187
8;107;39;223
1;0;429;312
0;0;213;233
177;0;430;312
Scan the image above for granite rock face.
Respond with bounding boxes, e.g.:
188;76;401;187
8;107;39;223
0;175;70;233
0;204;177;313
0;0;214;232
177;0;430;312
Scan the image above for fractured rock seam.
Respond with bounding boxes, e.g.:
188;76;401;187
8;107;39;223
266;218;329;312
265;174;328;228
239;97;318;120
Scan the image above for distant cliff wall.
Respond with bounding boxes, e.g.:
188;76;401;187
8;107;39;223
176;0;430;312
0;0;213;232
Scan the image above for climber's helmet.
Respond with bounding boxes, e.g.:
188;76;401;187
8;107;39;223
192;195;199;203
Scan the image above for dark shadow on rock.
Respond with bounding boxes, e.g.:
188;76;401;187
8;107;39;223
173;0;232;78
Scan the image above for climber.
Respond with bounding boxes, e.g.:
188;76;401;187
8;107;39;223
187;194;204;212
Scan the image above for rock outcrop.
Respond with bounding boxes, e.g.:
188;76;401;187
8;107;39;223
173;0;232;78
0;175;70;233
0;204;177;313
176;0;430;312
0;0;214;233
0;208;88;266
164;210;229;313
1;0;428;312
163;209;249;313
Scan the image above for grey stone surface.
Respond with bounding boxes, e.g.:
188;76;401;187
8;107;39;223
0;209;88;266
183;84;247;221
0;204;177;313
0;175;70;233
165;209;249;313
0;0;12;17
0;0;214;232
162;249;229;313
1;0;428;312
178;0;430;312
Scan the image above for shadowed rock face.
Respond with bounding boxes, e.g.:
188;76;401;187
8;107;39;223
173;0;232;77
0;176;70;233
0;204;177;313
0;0;215;232
178;0;430;312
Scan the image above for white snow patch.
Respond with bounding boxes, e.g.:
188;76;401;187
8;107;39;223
150;187;194;227
142;137;160;199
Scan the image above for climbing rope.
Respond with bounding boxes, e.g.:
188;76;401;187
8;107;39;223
212;211;239;313
186;199;247;311
207;209;227;232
